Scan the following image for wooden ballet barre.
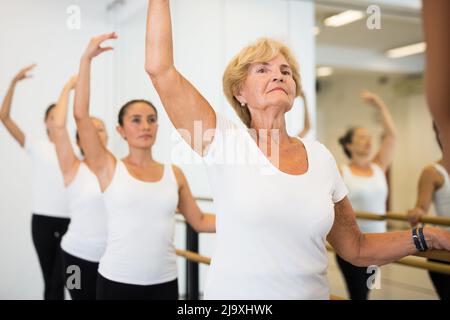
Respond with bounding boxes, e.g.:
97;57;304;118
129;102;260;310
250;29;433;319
175;249;346;300
176;249;211;265
395;257;450;275
329;295;346;300
414;250;450;262
177;210;450;263
325;244;450;274
355;211;450;227
193;197;450;228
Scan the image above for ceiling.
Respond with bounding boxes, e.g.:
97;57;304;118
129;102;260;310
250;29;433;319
314;0;424;74
316;12;422;52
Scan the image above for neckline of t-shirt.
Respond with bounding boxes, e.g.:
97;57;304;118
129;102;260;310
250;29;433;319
243;129;310;177
119;160;166;184
346;163;378;178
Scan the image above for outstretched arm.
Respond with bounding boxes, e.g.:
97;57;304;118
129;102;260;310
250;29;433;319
0;64;36;147
74;33;116;189
327;197;450;267
50;75;80;186
362;91;397;171
145;0;216;155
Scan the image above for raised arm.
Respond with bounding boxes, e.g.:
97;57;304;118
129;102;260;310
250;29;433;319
407;166;442;227
74;33;116;189
297;91;311;138
145;0;215;155
362;91;397;171
173;165;215;233
327;197;450;267
423;0;450;173
0;64;36;147
50;75;80;186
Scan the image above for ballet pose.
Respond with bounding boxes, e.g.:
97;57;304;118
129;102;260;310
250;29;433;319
408;123;450;300
336;91;397;300
48;75;109;300
145;0;450;299
74;33;216;300
0;65;70;300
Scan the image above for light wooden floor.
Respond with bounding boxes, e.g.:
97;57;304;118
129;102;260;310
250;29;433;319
327;252;439;300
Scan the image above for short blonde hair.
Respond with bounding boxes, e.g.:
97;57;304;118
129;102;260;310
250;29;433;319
223;38;304;128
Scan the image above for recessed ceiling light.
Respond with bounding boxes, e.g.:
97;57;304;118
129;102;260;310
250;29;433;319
386;42;426;58
324;10;364;27
317;67;333;77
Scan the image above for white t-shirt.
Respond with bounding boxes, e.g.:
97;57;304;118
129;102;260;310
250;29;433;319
99;161;179;285
61;162;107;262
433;163;450;231
202;114;348;300
341;163;388;233
24;138;70;218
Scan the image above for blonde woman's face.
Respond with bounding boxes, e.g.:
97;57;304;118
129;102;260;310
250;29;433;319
237;54;297;114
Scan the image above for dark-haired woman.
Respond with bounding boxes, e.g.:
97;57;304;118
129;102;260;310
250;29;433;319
48;75;109;300
74;33;216;300
336;90;397;300
0;65;71;300
407;123;450;300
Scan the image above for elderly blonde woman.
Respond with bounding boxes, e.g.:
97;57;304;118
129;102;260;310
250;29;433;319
144;0;450;299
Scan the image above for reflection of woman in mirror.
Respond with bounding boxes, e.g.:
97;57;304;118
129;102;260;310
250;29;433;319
1;65;70;300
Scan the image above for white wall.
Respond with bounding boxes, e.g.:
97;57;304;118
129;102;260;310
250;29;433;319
0;0;112;299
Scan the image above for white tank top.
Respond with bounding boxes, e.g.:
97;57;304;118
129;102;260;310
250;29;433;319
202;114;349;300
99;160;179;285
60;162;108;262
341;163;388;233
25;138;70;218
433;163;450;230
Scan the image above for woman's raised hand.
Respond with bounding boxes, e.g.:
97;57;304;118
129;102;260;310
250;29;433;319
82;32;117;61
361;90;385;109
13;64;36;82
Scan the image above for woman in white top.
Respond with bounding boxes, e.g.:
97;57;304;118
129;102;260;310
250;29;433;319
74;33;216;300
336;91;396;300
0;65;71;300
408;123;450;300
145;0;450;300
48;75;109;300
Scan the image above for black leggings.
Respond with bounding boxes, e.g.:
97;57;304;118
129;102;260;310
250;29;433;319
336;254;371;300
428;259;450;300
31;214;70;300
96;273;179;300
62;250;99;300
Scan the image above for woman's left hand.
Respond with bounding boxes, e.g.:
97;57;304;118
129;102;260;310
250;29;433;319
426;227;450;251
